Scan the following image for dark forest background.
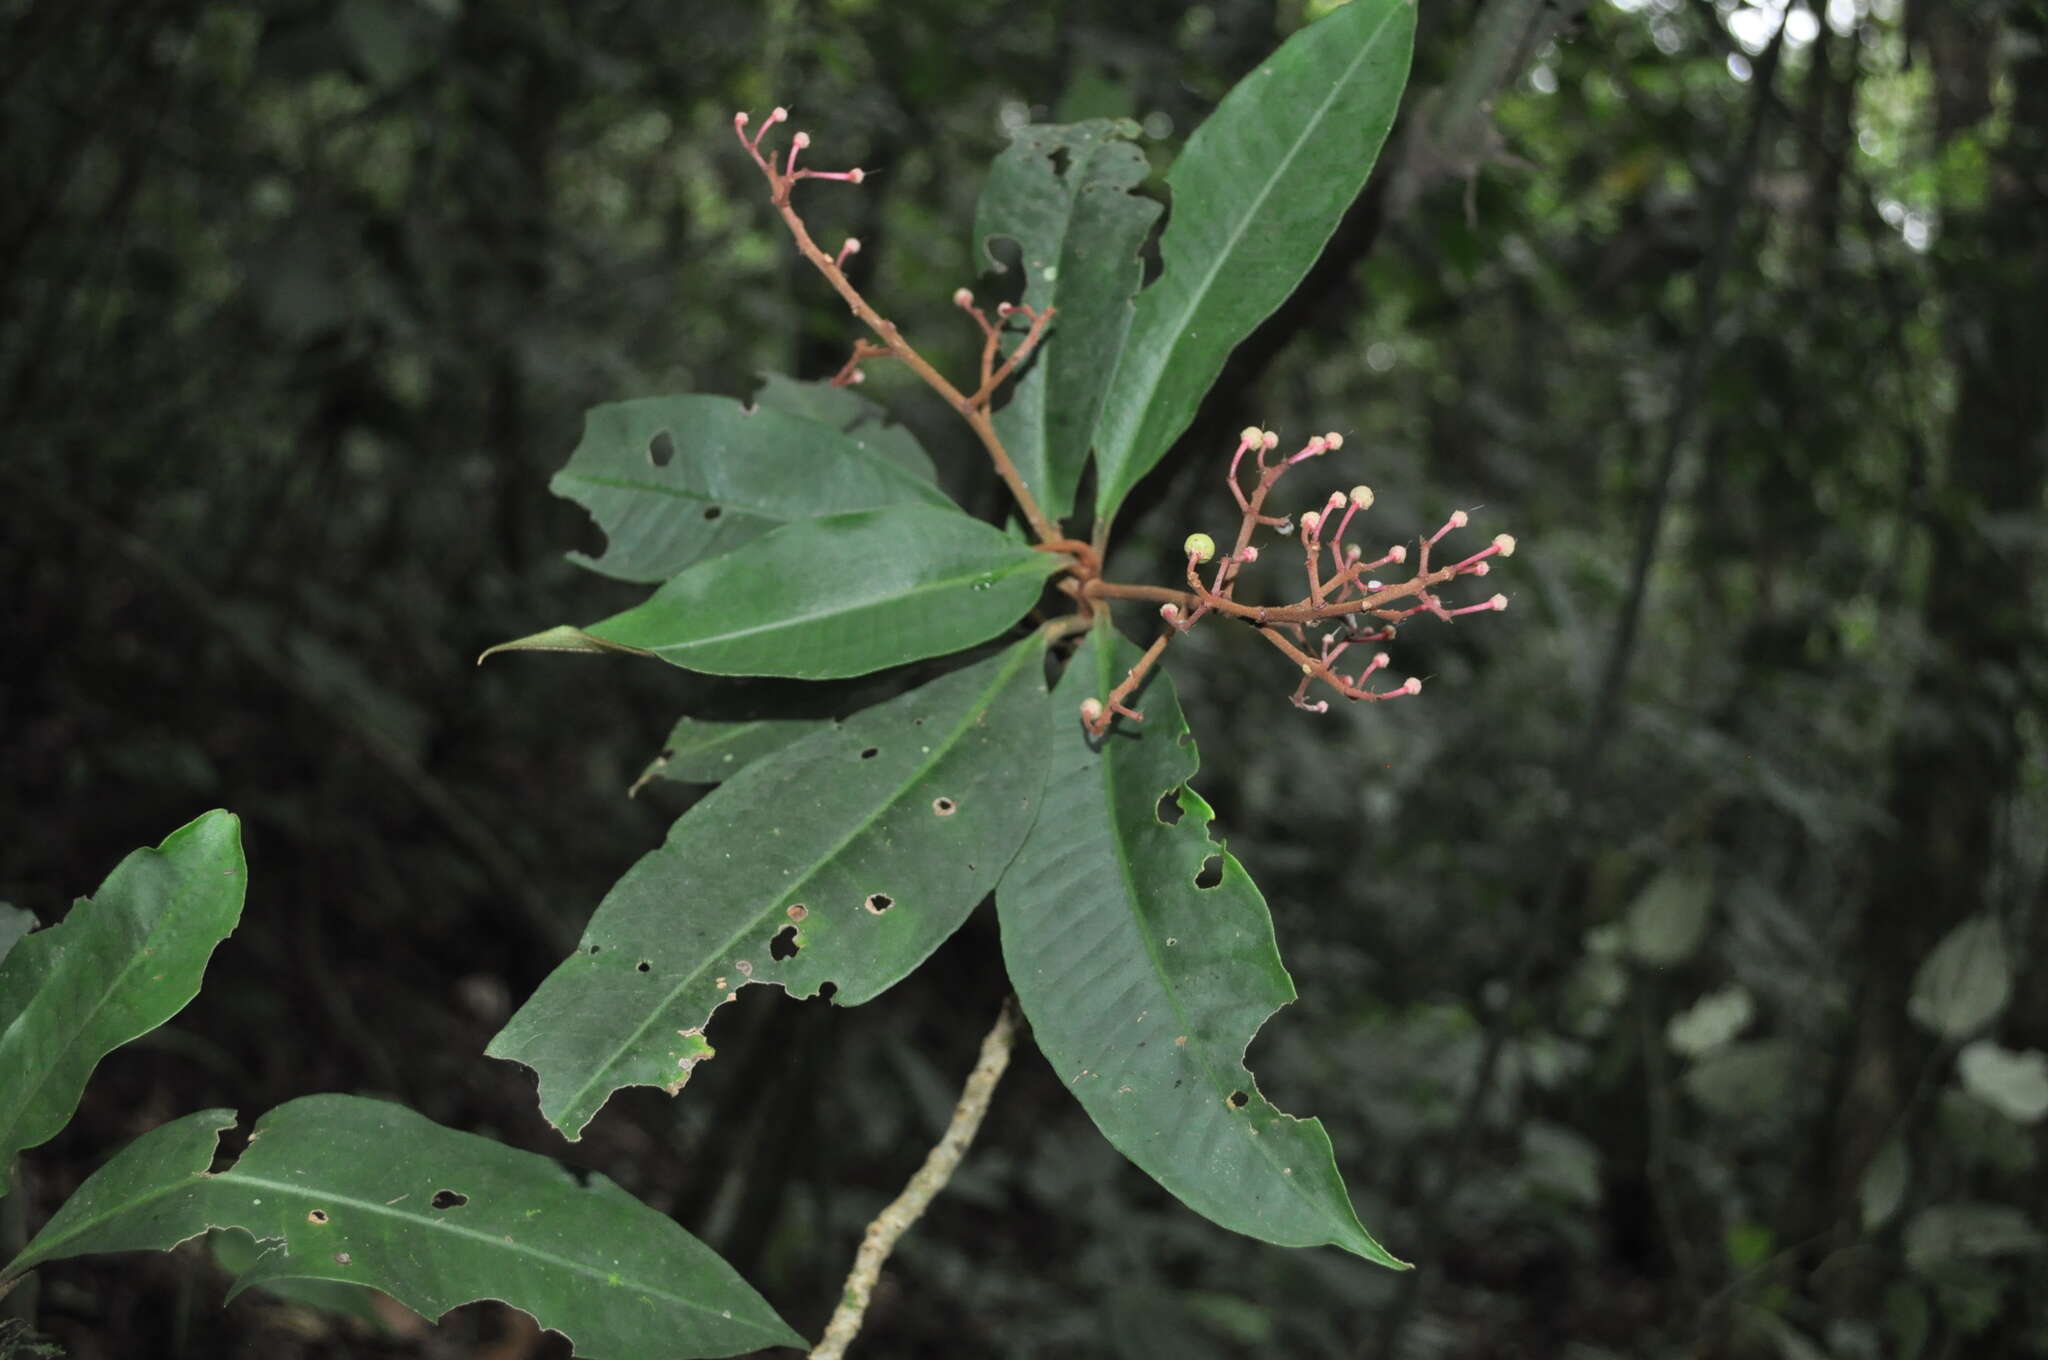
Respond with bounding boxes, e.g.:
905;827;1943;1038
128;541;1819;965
3;0;2044;1356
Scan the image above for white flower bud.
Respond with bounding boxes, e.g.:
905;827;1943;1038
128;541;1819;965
1079;698;1104;724
1490;594;1509;611
1240;426;1263;446
1400;676;1423;695
1324;432;1344;449
1299;510;1321;537
1349;485;1374;510
952;287;973;308
1493;533;1517;557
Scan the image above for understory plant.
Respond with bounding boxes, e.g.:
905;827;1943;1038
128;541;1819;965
2;2;1528;1354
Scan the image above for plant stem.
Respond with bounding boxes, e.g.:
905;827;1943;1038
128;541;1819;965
745;139;1062;547
809;996;1020;1360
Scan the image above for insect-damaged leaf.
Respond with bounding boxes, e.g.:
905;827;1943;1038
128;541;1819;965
0;1097;803;1358
488;638;1051;1140
974;119;1161;522
0;811;244;1187
481;505;1058;680
553;394;951;583
997;630;1400;1265
1090;0;1413;522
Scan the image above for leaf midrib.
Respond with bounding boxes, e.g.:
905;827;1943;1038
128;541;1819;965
623;552;1048;656
1105;1;1403;487
1085;646;1366;1247
555;641;1038;1126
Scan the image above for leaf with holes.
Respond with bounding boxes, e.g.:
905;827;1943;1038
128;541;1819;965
1090;0;1413;521
974;119;1162;521
634;716;831;790
481;505;1060;680
488;638;1051;1139
552;394;953;583
997;630;1399;1265
750;373;938;483
0;1097;803;1358
0;811;244;1189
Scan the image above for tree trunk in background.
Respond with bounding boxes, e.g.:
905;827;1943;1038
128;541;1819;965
1828;2;2048;1297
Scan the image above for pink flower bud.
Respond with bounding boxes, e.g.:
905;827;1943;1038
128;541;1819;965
1400;676;1423;695
1079;698;1104;724
1490;593;1508;611
1493;533;1516;557
847;168;865;183
953;287;973;308
997;301;1014;317
1299;510;1321;537
1325;432;1344;449
769;107;789;123
735;111;750;127
1238;545;1259;563
792;130;811;148
1389;545;1407;563
1160;602;1180;621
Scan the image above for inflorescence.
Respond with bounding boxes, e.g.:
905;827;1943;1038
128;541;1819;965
1077;427;1513;737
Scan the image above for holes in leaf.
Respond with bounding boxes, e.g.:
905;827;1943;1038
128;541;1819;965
818;980;839;1001
306;1209;329;1225
1227;1091;1249;1110
1195;855;1222;889
587;944;601;955
636;960;652;973
770;925;801;960
786;904;809;922
864;893;894;915
703;505;723;521
648;430;675;467
431;1190;468;1210
860;747;879;759
1155;790;1183;825
932;797;957;817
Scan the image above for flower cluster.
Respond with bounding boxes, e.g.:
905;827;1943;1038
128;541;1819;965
1079;427;1513;736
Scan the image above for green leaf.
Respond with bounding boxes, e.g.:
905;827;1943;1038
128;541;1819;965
0;811;244;1183
1859;1138;1909;1231
1623;867;1714;966
974;120;1162;521
1;1098;803;1358
1903;1202;2044;1275
1956;1040;2048;1124
996;630;1399;1265
209;1228;391;1329
1090;0;1414;521
749;374;938;483
489;639;1051;1140
553;395;952;583
634;717;831;791
485;506;1058;680
1908;914;2011;1040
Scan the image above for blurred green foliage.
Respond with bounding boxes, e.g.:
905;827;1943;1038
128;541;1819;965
2;0;2043;1357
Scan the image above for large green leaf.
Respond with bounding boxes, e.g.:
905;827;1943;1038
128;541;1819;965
0;811;244;1184
1089;0;1414;521
0;1097;804;1358
490;638;1052;1139
997;630;1399;1265
482;505;1059;680
553;394;952;583
634;716;829;790
750;373;938;484
0;904;31;966
974;119;1162;522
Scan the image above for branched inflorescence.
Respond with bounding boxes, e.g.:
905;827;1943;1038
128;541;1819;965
1076;428;1513;737
734;106;1061;542
732;108;1516;743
